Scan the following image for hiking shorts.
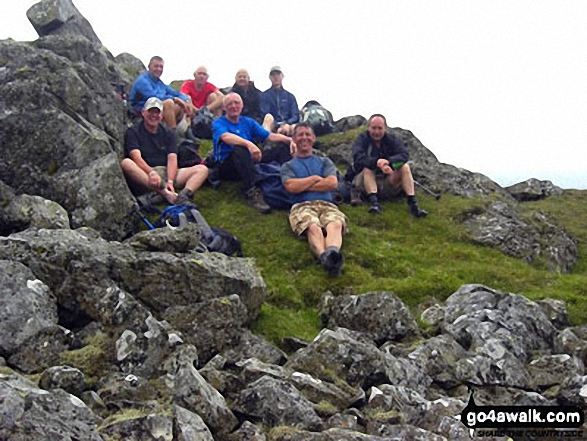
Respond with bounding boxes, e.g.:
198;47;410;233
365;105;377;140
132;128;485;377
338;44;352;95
127;166;168;195
288;200;348;237
353;169;402;199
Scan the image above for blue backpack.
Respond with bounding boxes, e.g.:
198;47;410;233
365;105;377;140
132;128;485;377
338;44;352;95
255;162;295;209
152;203;243;257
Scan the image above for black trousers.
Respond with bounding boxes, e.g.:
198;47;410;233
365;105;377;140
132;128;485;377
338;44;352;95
218;145;260;192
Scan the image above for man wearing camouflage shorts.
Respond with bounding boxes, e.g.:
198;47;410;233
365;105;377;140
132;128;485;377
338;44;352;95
281;123;348;276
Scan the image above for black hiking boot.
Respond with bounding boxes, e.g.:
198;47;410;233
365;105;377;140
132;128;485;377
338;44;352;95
319;249;345;277
368;202;382;214
350;186;363;206
408;199;428;218
246;187;271;214
175;189;193;206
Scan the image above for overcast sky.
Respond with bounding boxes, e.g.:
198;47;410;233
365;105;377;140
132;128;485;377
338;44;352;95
3;0;586;189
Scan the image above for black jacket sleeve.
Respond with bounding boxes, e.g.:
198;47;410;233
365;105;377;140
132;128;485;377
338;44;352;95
352;132;378;172
383;134;409;167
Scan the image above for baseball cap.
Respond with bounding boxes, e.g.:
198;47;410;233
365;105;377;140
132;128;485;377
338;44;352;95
269;66;283;75
143;97;163;111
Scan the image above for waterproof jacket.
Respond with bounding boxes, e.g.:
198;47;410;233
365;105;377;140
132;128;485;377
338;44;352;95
352;131;409;173
129;71;188;111
260;86;299;125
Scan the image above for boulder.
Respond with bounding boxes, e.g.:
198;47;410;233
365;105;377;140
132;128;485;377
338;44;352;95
115;52;147;84
462;199;578;272
27;0;102;44
227;421;267;441
0;228;266;325
527;354;584;389
285;328;431;392
0;260;58;356
0;38;136;240
0;372;102;440
1;194;70;235
163;294;249;366
39;365;85;397
443;284;556;360
7;325;77;374
163;345;239;436
334;115;366;132
235;375;324;431
320;291;420;345
506;178;564;201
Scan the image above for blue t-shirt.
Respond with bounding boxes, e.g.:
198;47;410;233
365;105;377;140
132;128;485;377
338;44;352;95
280;155;337;204
212;115;270;162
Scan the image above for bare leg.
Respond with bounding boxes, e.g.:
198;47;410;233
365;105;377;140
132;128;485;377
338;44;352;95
306;223;326;257
262;113;274;132
175;164;209;193
121;158;178;203
324;221;343;250
362;168;378;195
162;99;183;129
389;163;415;196
206;91;224;117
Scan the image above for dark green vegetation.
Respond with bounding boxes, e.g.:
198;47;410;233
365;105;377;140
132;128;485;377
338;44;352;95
186;137;587;347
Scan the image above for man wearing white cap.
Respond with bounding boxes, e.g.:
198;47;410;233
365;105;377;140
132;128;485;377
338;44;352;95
121;97;208;204
260;66;299;136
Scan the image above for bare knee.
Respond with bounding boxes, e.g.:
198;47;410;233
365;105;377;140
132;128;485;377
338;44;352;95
120;158;136;172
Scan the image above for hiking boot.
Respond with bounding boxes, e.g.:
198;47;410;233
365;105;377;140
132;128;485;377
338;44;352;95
246;187;271;214
408;200;428;218
175;190;193;206
368;202;382;214
350;186;363;206
319;249;345;277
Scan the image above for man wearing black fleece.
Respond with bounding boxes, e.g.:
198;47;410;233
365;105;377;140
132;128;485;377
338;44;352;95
351;114;427;217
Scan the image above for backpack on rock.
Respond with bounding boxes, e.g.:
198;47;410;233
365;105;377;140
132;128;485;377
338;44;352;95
153;202;243;257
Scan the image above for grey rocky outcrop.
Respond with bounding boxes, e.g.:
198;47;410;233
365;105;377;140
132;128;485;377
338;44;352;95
506;178;564;201
0;37;136;240
0;372;103;440
27;0;102;44
0;260;58;356
320;291;420;344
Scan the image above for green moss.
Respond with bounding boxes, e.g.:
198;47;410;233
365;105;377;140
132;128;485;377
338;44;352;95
0;366;14;375
267;426;300;440
47;160;58;175
314;399;338;416
59;332;112;388
99;406;172;430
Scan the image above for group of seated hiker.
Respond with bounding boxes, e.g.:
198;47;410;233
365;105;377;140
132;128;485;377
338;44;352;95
121;55;428;276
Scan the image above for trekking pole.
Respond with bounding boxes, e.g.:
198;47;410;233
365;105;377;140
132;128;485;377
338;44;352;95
133;205;156;230
414;180;441;200
189;208;223;250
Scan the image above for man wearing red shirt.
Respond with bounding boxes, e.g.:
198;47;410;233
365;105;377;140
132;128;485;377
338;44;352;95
180;66;224;117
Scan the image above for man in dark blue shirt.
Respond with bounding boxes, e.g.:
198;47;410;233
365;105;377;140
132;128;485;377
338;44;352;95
260;66;299;136
281;123;348;277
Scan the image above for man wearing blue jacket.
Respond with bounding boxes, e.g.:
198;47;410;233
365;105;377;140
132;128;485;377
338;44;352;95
260;66;299;136
129;56;195;129
351;114;428;217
